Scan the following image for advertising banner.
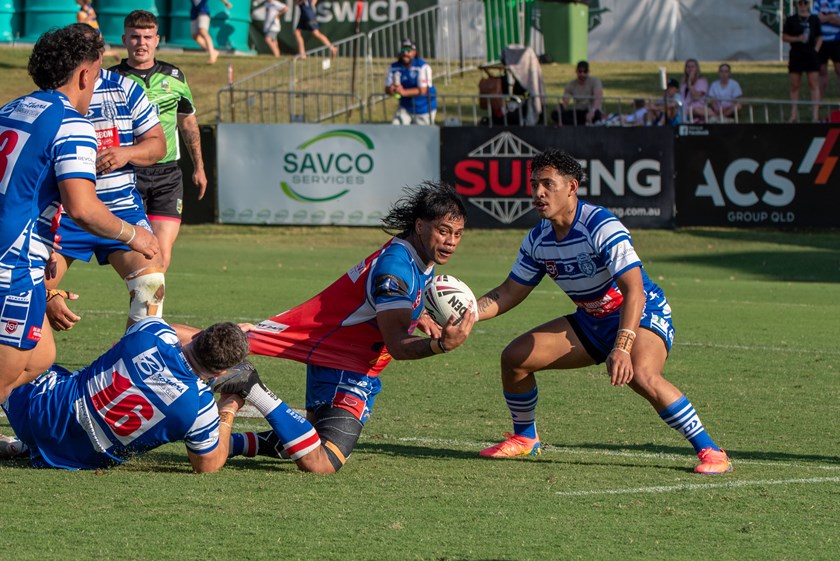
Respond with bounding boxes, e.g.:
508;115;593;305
217;123;440;225
440;127;675;229
674;125;840;228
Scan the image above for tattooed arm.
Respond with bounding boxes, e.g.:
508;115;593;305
476;277;534;321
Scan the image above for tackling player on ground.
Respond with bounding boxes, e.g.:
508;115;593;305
0;320;249;472
176;181;476;473
475;149;732;475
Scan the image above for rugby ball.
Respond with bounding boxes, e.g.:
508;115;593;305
422;274;478;326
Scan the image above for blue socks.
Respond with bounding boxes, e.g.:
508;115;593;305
659;394;719;453
504;387;538;439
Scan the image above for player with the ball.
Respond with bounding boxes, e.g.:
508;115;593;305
474;149;732;475
215;181;477;474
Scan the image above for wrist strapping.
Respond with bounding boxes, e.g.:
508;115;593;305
613;329;636;355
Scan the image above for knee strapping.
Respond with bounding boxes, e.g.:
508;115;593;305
124;268;165;321
312;406;363;472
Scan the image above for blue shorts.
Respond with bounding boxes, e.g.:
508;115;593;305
305;365;382;424
296;3;319;31
0;288;46;350
568;286;675;364
57;206;152;265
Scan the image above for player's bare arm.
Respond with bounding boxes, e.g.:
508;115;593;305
95;123;165;173
476;277;533;321
177;113;207;199
187;394;239;473
58;178;160;259
378;307;474;359
605;267;645;387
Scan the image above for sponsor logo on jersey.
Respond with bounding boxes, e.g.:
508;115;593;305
347;259;366;282
132;347;188;405
76;145;97;166
4;320;18;334
95;127;119;150
545;260;558;278
27;325;42;341
161;79;171;92
255;319;290;333
7;97;51;123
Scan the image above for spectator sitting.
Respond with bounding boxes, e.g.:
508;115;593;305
708;63;743;121
649;78;683;126
681;58;709;123
554;60;603;126
384;38;437;125
620;98;649;126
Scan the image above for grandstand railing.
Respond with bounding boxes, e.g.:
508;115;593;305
421;94;840;127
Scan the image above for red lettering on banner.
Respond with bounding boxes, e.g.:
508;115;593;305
454;159;533;197
454;160;485;195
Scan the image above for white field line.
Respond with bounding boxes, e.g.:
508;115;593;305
678;341;840;355
554;476;840;497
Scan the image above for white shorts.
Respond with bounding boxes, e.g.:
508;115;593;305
191;13;211;35
391;106;437;126
264;19;280;36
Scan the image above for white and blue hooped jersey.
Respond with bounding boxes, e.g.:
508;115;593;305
385;58;437;115
813;0;840;42
75;69;159;214
0;90;97;293
8;318;219;469
510;200;659;318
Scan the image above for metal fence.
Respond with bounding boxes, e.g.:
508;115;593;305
217;0;524;123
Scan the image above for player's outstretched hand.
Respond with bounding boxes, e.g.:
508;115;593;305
46;289;80;331
415;311;442;338
128;226;160;259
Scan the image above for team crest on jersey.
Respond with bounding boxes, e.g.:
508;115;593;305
161;80;171;92
102;100;118;121
4;320;18;334
545;260;558;278
176;198;183;215
132;347;187;405
576;253;597;277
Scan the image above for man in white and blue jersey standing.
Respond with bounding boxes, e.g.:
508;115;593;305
384;38;437;125
0;319;249;472
0;25;159;403
45;23;167;333
813;0;840;97
475;149;732;475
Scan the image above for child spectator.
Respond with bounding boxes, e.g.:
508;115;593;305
708;63;743;121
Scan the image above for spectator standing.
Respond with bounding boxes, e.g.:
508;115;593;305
557;60;603;125
813;0;840;97
681;58;709;123
384;38;438;125
263;0;289;58
293;0;337;59
0;25;158;402
785;0;823;122
708;63;743;121
111;10;208;271
75;0;121;61
190;0;233;64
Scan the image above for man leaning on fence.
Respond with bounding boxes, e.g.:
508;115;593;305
384;38;437;125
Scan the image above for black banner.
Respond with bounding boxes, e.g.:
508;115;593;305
675;124;840;228
440;127;675;229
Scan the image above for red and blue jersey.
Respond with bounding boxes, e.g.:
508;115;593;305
2;318;219;469
0;90;97;293
248;237;433;377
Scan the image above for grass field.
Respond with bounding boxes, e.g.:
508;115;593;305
2;226;839;561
